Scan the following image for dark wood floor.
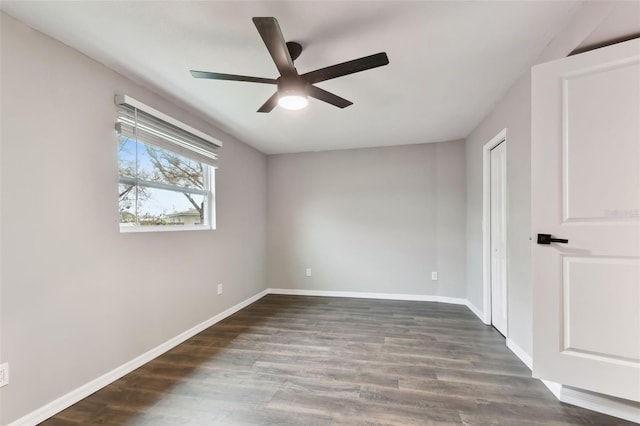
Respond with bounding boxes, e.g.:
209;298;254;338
42;295;632;425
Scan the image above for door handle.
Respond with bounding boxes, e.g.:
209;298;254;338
537;233;568;245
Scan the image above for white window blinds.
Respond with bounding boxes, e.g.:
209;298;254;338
115;94;221;167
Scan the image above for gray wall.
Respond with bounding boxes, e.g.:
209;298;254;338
465;73;532;346
267;141;466;298
0;13;267;424
465;1;632;356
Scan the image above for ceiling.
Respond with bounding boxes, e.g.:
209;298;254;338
2;1;586;154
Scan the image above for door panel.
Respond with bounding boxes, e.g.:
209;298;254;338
532;38;640;402
564;61;640;221
563;257;640;362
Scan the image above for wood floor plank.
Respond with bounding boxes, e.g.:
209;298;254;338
40;295;633;425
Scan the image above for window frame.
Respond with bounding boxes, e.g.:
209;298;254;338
115;95;219;233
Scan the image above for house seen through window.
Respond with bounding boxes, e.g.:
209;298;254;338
115;95;220;232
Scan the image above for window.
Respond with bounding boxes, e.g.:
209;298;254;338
115;95;221;232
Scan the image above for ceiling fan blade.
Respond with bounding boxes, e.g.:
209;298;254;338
308;86;353;109
252;17;297;78
303;52;389;84
190;70;277;84
257;92;279;113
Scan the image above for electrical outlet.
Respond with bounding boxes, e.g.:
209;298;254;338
305;268;312;277
431;272;438;281
0;363;9;387
217;284;223;295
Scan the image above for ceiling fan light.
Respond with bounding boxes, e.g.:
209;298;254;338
278;94;308;110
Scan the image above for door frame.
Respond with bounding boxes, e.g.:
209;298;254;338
482;128;508;328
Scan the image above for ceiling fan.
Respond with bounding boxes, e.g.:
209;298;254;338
190;17;389;112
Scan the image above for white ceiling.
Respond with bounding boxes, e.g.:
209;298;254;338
2;1;585;154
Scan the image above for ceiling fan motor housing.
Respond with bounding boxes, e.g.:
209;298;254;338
277;76;310;97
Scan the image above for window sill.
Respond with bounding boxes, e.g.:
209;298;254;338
119;224;214;233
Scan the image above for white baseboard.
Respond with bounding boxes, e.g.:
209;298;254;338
504;341;639;423
560;387;640;424
267;288;468;305
465;300;486;323
541;380;563;399
506;338;533;370
8;289;269;426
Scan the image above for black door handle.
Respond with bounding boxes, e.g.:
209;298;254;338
537;233;568;245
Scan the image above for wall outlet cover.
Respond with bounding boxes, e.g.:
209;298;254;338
217;284;223;295
431;272;438;281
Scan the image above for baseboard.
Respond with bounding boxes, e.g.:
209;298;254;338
541;380;563;399
465;300;486;323
506;338;533;370
267;288;468;305
505;342;639;423
8;289;270;426
560;387;640;424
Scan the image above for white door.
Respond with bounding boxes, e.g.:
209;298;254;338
532;38;640;402
490;141;508;336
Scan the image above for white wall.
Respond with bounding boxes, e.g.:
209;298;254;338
0;13;267;424
465;1;635;357
267;141;466;298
